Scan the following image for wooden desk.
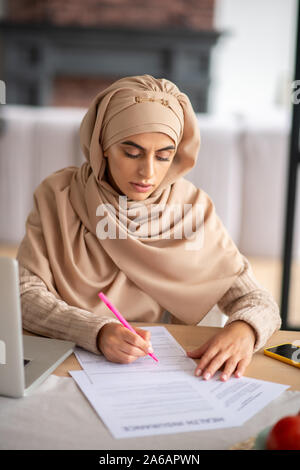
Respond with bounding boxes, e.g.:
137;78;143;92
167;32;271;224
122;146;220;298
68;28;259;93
10;324;299;450
51;324;300;391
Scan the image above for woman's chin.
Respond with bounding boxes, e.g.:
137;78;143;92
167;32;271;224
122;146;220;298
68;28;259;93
129;193;149;201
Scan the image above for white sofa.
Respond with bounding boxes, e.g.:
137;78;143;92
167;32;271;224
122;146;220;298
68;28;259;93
0;105;298;326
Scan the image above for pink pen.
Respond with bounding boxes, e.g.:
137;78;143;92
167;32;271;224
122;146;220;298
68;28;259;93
98;292;158;362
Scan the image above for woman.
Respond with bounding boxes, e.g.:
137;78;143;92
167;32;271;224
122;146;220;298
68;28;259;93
17;75;281;382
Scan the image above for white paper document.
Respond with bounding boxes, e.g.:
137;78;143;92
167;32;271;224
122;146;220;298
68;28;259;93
74;326;195;376
70;327;289;439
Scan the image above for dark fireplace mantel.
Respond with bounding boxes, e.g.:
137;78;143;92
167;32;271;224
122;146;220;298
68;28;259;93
0;21;221;111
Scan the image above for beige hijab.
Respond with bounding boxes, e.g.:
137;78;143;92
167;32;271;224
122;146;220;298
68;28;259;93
17;75;244;325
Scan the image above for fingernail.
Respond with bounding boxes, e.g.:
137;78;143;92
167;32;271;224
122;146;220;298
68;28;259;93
187;350;196;356
235;371;241;378
148;346;154;353
195;369;202;377
221;374;227;381
203;372;211;380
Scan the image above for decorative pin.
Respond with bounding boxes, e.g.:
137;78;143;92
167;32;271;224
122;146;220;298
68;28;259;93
135;96;169;106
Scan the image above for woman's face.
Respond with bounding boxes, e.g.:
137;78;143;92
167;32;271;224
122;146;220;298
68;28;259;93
104;132;176;201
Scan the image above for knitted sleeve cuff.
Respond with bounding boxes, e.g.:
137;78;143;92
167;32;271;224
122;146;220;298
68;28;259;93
218;256;281;352
18;264;121;355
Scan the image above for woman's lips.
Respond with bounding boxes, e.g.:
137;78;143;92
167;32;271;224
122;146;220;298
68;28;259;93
130;183;153;193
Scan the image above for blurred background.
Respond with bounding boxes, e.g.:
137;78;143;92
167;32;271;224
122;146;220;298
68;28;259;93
0;0;299;329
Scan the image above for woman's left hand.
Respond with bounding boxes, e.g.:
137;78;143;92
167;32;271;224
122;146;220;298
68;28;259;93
186;320;256;381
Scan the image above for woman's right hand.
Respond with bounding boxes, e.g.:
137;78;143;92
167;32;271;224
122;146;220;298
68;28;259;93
97;322;153;364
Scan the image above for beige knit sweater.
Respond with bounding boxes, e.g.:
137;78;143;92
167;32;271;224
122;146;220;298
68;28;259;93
18;256;281;355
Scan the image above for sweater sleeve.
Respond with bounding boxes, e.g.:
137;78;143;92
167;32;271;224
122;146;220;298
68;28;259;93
18;264;120;354
217;256;281;352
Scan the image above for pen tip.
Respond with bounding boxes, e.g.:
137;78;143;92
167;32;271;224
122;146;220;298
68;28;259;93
150;353;159;362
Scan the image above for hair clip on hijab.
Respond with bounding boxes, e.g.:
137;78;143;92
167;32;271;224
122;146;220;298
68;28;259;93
135;96;169;106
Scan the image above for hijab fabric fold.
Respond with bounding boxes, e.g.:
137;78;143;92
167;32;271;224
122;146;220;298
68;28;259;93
17;75;244;325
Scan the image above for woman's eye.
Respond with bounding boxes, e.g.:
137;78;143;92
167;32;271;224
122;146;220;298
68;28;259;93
125;152;140;159
124;151;170;161
157;156;170;162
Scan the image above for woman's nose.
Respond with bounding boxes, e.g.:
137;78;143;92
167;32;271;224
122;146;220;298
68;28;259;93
138;157;155;178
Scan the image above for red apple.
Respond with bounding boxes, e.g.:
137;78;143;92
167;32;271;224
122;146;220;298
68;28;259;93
266;414;300;450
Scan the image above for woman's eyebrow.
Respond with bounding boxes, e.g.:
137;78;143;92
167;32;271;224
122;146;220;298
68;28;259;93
121;141;176;151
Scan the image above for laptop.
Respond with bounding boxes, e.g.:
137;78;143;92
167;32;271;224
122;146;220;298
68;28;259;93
0;257;75;398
